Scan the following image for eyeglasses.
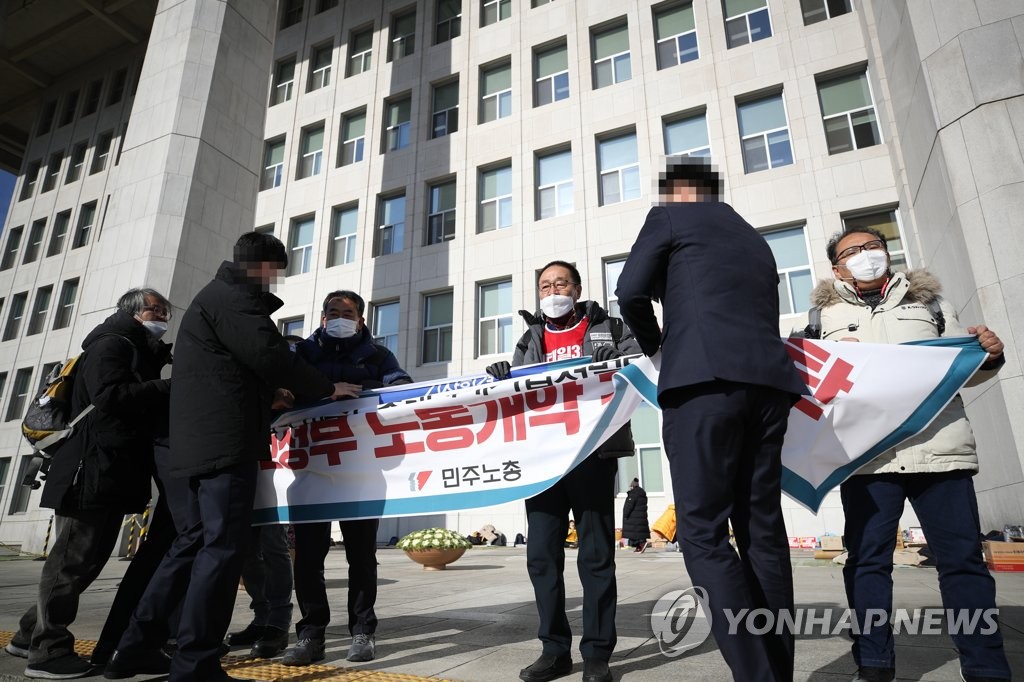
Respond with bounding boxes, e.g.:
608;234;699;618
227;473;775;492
538;279;577;295
835;239;886;264
142;305;170;318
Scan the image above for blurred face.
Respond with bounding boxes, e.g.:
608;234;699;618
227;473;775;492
136;295;169;322
537;265;581;302
832;232;890;289
321;296;364;333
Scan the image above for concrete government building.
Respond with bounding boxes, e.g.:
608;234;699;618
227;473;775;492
0;0;1021;554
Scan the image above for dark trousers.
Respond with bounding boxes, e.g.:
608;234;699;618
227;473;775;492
841;471;1010;678
117;459;256;681
292;518;379;640
661;381;795;682
16;508;123;664
241;524;294;631
525;454;617;661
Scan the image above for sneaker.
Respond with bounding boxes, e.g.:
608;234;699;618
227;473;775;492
346;633;375;662
103;648;171;679
281;638;325;666
226;622;265;647
24;653;93;679
633;540;648;553
5;637;30;658
250;626;289;659
854;667;895;682
582;658;613;682
519;652;572;682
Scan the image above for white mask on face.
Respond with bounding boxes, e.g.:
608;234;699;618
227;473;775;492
844;249;889;282
325;317;359;339
141;320;168;340
540;294;575;319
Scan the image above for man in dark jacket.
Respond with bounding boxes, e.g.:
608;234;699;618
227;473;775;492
281;289;412;666
615;158;806;682
622;478;649;552
486;260;639;682
6;288;172;679
108;233;354;682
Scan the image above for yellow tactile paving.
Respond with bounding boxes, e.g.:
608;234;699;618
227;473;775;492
1;632;457;681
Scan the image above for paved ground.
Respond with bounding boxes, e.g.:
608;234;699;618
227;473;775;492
0;545;1021;680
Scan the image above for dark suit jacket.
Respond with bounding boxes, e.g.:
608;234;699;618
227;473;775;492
615;201;806;400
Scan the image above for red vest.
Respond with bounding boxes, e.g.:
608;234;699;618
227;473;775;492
542;318;589;362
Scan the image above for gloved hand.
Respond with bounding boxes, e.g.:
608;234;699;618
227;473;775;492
591;344;623;362
486;361;512;380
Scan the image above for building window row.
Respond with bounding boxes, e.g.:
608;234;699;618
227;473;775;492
0;279;79;345
1;203;96;273
18;131;121;202
34;67;131;138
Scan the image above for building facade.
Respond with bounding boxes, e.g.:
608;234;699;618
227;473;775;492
0;0;1021;553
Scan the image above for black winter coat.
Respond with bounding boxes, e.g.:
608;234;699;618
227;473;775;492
167;261;334;477
296;326;412;388
40;310;172;514
621;485;650;541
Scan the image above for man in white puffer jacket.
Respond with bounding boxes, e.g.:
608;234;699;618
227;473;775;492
801;226;1010;682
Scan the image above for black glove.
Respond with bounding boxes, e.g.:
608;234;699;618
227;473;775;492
486;361;512;380
591;344;623;362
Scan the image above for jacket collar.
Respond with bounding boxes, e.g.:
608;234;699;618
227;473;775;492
214;261;284;314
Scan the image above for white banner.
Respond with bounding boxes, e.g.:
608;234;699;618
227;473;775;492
252;337;988;523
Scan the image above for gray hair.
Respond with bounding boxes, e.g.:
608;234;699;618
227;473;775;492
117;287;171;318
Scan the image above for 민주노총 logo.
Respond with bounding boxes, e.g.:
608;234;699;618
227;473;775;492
650;586;713;657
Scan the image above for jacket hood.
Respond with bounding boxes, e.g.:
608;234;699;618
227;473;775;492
215;260;284;315
809;269;942;308
82;310;148;351
519;300;609;327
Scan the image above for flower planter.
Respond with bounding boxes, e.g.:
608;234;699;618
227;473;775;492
396;528;472;570
403;547;467;570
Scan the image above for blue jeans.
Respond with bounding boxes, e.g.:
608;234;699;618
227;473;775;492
841;470;1010;678
241;524;293;631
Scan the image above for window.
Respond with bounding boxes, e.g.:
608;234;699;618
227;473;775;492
603;258;625;317
286;217;315;276
616;405;665;494
737;92;792;173
664;112;711;157
91;132;113;174
655;2;699;69
23;219;45;264
479;164;512;232
1;226;23;271
298;124;324;178
52;279;79;330
480;61;512;123
843;208;910;271
478;279;513;356
375;194;406;256
3;293;27;341
371;301;400;354
389;9;416;61
481;0;510;26
801;0;851;25
38;100;57;135
534;43;569;107
533;0;553;6
261;137;285;190
723;0;772;48
280;317;304;338
27;286;53;336
281;0;303;28
347;27;373;76
422;291;454;363
42;151;62;192
82;79;102;116
317;0;338;11
817;71;881;154
384;98;412;151
108;69;127;106
328;204;358;266
47;211;70;257
598;132;640;205
270;57;296;105
763;225;813;316
66;142;87;184
427;180;457;244
307;43;333;92
59;90;79;127
20;161;40;200
8;457;35;514
536;148;573;219
72;202;97;249
432;80;459;138
592;22;631;89
0;458;9;514
436;0;461;43
338;110;366;165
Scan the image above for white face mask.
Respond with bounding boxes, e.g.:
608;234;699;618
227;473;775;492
844;249;889;282
141;320;168;340
325;317;359;339
540;294;575;319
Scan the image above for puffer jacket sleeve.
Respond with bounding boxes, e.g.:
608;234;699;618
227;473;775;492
82;335;170;419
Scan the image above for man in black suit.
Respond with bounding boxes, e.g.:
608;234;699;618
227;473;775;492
615;158;805;682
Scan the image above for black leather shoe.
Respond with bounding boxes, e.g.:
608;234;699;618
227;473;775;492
226;623;265;646
103;649;172;679
250;626;289;658
583;658;613;682
519;653;572;682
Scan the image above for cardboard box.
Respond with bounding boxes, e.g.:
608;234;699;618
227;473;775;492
819;536;844;551
983;540;1024;572
814;549;844;560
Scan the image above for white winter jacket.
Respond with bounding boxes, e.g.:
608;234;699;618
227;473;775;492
801;270;1001;476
